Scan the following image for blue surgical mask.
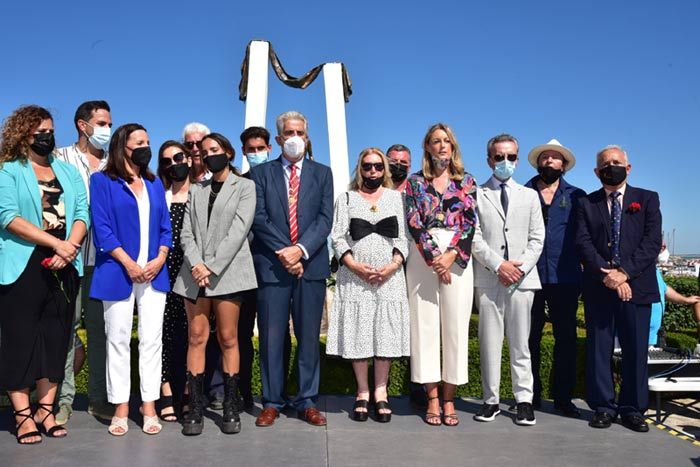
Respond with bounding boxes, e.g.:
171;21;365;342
247;151;269;167
493;160;516;181
85;123;111;152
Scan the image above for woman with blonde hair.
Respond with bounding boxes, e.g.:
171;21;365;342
404;123;477;426
327;147;410;423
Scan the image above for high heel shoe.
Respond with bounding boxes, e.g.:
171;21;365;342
424;396;442;426
34;403;68;438
13;407;42;445
352;399;369;422
158;395;178;422
374;400;392;423
140;407;162;435
108;416;129;436
442;399;459;427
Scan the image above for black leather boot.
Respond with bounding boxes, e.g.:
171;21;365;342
182;372;204;436
221;373;242;434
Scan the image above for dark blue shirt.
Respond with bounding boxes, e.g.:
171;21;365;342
525;175;586;285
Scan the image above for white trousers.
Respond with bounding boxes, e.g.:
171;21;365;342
476;286;535;404
407;229;473;385
103;282;166;404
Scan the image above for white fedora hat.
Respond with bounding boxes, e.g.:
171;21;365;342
527;139;576;171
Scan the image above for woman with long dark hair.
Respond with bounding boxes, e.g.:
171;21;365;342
173;132;257;436
89;123;172;436
0;105;88;444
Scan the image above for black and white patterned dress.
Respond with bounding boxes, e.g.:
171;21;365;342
162;202;188;383
326;189;411;359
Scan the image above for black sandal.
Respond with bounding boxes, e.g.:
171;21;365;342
158;395;178;422
374;400;392;423
352;399;369;422
442;399;459;427
13;407;42;445
35;403;67;438
425;396;442;426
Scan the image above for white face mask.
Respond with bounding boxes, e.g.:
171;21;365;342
657;249;670;264
283;136;306;161
86;124;111;152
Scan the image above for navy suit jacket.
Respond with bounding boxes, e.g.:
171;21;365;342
575;184;661;304
250;156;333;283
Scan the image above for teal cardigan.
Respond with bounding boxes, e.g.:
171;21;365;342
0;156;90;284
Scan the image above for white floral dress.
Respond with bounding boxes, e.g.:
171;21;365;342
326;189;411;359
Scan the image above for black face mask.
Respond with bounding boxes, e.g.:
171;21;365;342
389;163;408;183
204;153;229;173
599;165;627;186
30;133;55;157
167;163;190;182
362;175;383;190
538;166;563;184
131;146;152;167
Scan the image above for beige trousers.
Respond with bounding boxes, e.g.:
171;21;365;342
407;229;473;385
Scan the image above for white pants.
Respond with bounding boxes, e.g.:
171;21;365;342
476;286;535;404
407;229;473;385
104;282;166;404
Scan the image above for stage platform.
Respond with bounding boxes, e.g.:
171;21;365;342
1;396;697;466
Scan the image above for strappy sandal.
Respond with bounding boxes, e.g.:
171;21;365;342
425;396;442;426
374;400;392;423
13;407;42;445
158;395;178;422
442;399;459;427
108;416;129;436
35;403;68;438
140;407;162;435
352;399;369;422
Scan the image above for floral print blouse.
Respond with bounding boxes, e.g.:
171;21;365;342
404;171;477;268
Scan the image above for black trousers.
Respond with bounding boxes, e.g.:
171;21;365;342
238;289;291;400
584;292;651;417
0;247;79;391
528;284;580;405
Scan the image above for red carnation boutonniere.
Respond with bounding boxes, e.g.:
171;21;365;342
627;202;641;213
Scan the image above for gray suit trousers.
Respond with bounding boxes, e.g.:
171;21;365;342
476;286;535;405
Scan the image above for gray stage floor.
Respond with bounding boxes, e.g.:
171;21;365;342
1;396;697;467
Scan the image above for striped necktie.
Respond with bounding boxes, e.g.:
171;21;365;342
288;164;299;243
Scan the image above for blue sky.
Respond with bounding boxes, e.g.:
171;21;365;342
2;0;699;252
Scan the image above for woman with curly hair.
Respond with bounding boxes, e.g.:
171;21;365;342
0;105;89;444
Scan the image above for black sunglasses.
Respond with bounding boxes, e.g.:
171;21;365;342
361;162;385;172
159;152;188;167
493;153;518;162
184;140;202;150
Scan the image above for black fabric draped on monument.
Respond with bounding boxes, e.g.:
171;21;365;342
238;40;353;103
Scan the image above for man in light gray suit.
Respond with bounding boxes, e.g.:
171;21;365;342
471;134;545;426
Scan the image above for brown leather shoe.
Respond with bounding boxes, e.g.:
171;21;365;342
301;407;327;426
255;407;279;427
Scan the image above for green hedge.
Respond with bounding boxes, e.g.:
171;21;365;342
662;275;699;332
75;317;587;399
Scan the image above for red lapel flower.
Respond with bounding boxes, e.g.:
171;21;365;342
627;202;641;213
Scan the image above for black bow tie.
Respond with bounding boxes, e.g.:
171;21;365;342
349;217;399;241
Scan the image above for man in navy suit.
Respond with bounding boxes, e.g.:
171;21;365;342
251;111;333;427
575;145;661;433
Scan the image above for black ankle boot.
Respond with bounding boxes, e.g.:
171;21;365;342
182;372;204;436
221;373;242;434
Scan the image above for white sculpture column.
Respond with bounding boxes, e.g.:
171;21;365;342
323;62;350;198
242;40;270;174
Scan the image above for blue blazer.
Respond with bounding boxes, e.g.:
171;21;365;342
575;185;662;304
525;176;586;285
0;157;90;284
89;171;172;301
250;157;333;283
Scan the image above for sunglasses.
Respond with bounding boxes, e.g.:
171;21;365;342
159;152;188;167
184;140;202;150
361;162;385;172
493;153;518;162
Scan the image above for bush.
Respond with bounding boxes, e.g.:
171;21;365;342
662;275;698;332
74;318;588;400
